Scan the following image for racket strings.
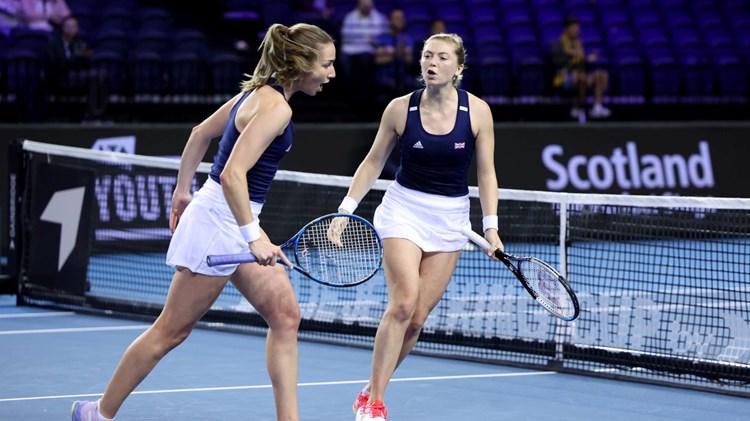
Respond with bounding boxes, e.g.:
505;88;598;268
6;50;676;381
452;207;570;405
297;217;381;285
518;260;577;319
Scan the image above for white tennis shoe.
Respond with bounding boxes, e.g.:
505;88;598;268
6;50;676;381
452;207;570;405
71;400;112;421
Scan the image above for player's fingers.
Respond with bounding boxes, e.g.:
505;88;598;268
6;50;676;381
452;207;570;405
326;226;341;246
277;249;293;269
169;210;179;233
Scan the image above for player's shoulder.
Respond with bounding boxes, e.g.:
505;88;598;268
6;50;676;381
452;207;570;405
464;90;489;110
250;85;292;114
464;90;491;116
383;92;413;115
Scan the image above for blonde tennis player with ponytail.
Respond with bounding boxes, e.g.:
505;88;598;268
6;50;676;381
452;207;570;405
72;23;336;421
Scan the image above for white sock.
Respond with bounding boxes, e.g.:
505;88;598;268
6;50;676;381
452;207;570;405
95;400;114;421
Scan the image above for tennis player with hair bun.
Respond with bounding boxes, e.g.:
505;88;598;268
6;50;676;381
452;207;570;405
335;32;504;420
71;23;335;421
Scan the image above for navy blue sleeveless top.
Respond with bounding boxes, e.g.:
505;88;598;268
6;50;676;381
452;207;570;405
395;88;475;197
209;85;294;204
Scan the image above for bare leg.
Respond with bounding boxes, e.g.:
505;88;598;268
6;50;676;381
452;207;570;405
367;239;422;402
231;262;301;421
99;269;229;418
574;71;587;109
593;70;609;104
396;251;461;365
362;247;460;399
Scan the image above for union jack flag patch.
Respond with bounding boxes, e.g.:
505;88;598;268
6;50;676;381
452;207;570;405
454;142;465;149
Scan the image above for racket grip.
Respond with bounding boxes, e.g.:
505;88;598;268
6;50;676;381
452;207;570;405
206;253;258;267
460;226;492;248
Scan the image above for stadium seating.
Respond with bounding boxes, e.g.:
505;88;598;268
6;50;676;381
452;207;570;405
1;0;748;123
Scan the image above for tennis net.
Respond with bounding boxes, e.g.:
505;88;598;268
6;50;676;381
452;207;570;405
8;140;750;396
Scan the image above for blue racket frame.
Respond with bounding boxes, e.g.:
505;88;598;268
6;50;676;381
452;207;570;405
207;213;383;287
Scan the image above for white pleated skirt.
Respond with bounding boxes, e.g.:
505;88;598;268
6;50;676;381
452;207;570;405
166;177;263;276
374;181;470;252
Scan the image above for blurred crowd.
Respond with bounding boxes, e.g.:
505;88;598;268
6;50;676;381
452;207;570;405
1;0;749;123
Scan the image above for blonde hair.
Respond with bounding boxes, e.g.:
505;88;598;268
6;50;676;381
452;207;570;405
241;23;334;91
419;33;467;88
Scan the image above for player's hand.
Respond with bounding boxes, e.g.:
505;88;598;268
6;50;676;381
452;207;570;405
327;216;350;246
249;239;293;268
484;229;504;261
169;191;192;233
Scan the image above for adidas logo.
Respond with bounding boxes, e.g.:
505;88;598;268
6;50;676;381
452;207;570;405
412;141;424;149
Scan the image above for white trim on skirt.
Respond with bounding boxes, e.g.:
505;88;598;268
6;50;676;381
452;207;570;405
374;181;470;252
166;177;263;276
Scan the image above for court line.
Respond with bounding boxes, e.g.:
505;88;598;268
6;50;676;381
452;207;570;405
0;371;556;402
0;311;76;319
0;325;149;335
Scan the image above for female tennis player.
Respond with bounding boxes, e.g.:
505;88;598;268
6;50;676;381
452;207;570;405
335;33;503;421
71;23;336;421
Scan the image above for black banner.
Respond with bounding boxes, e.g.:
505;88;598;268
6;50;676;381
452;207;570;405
489;124;750;197
3;123;750;261
26;162;95;295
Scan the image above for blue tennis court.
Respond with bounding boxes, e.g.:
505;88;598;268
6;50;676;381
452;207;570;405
6;143;750;419
1;294;748;421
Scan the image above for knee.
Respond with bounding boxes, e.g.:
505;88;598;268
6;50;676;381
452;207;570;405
152;324;192;357
405;319;425;340
264;300;301;333
386;296;418;324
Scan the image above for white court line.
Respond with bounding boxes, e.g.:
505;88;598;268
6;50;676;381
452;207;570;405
0;325;149;335
0;371;556;402
0;311;75;319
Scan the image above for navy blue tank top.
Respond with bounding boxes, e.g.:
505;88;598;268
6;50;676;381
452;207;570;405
209;85;294;203
395;88;475;197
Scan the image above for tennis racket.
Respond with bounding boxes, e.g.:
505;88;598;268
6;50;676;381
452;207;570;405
461;226;580;321
207;213;383;287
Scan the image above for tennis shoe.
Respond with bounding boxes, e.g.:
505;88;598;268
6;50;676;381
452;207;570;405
357;399;388;421
352;386;370;414
589;103;611;119
71;400;112;421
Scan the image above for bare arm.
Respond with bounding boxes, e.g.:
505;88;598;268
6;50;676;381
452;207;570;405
341;96;407;208
220;87;293;267
169;92;242;232
470;94;504;254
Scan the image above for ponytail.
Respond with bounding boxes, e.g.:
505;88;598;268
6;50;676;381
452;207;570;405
241;23;333;91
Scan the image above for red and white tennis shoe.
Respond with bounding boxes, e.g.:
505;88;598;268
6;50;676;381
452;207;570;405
356;399;388;421
352;386;370;414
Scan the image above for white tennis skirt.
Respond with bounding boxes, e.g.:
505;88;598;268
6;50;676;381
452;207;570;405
166;177;263;276
374;181;470;252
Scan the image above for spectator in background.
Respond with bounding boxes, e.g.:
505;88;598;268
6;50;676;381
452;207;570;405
412;18;446;74
374;8;414;105
47;15;108;122
339;0;388;118
549;15;611;119
0;0;19;37
19;0;69;32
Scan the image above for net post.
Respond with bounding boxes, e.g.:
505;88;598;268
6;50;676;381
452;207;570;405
559;199;568;280
4;139;24;300
552;199;570;365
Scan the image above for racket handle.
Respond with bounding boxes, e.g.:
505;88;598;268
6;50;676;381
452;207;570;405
460;226;492;249
206;253;258;267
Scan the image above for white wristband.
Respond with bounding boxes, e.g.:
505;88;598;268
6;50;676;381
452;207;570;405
482;215;498;232
239;220;261;243
338;196;358;214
